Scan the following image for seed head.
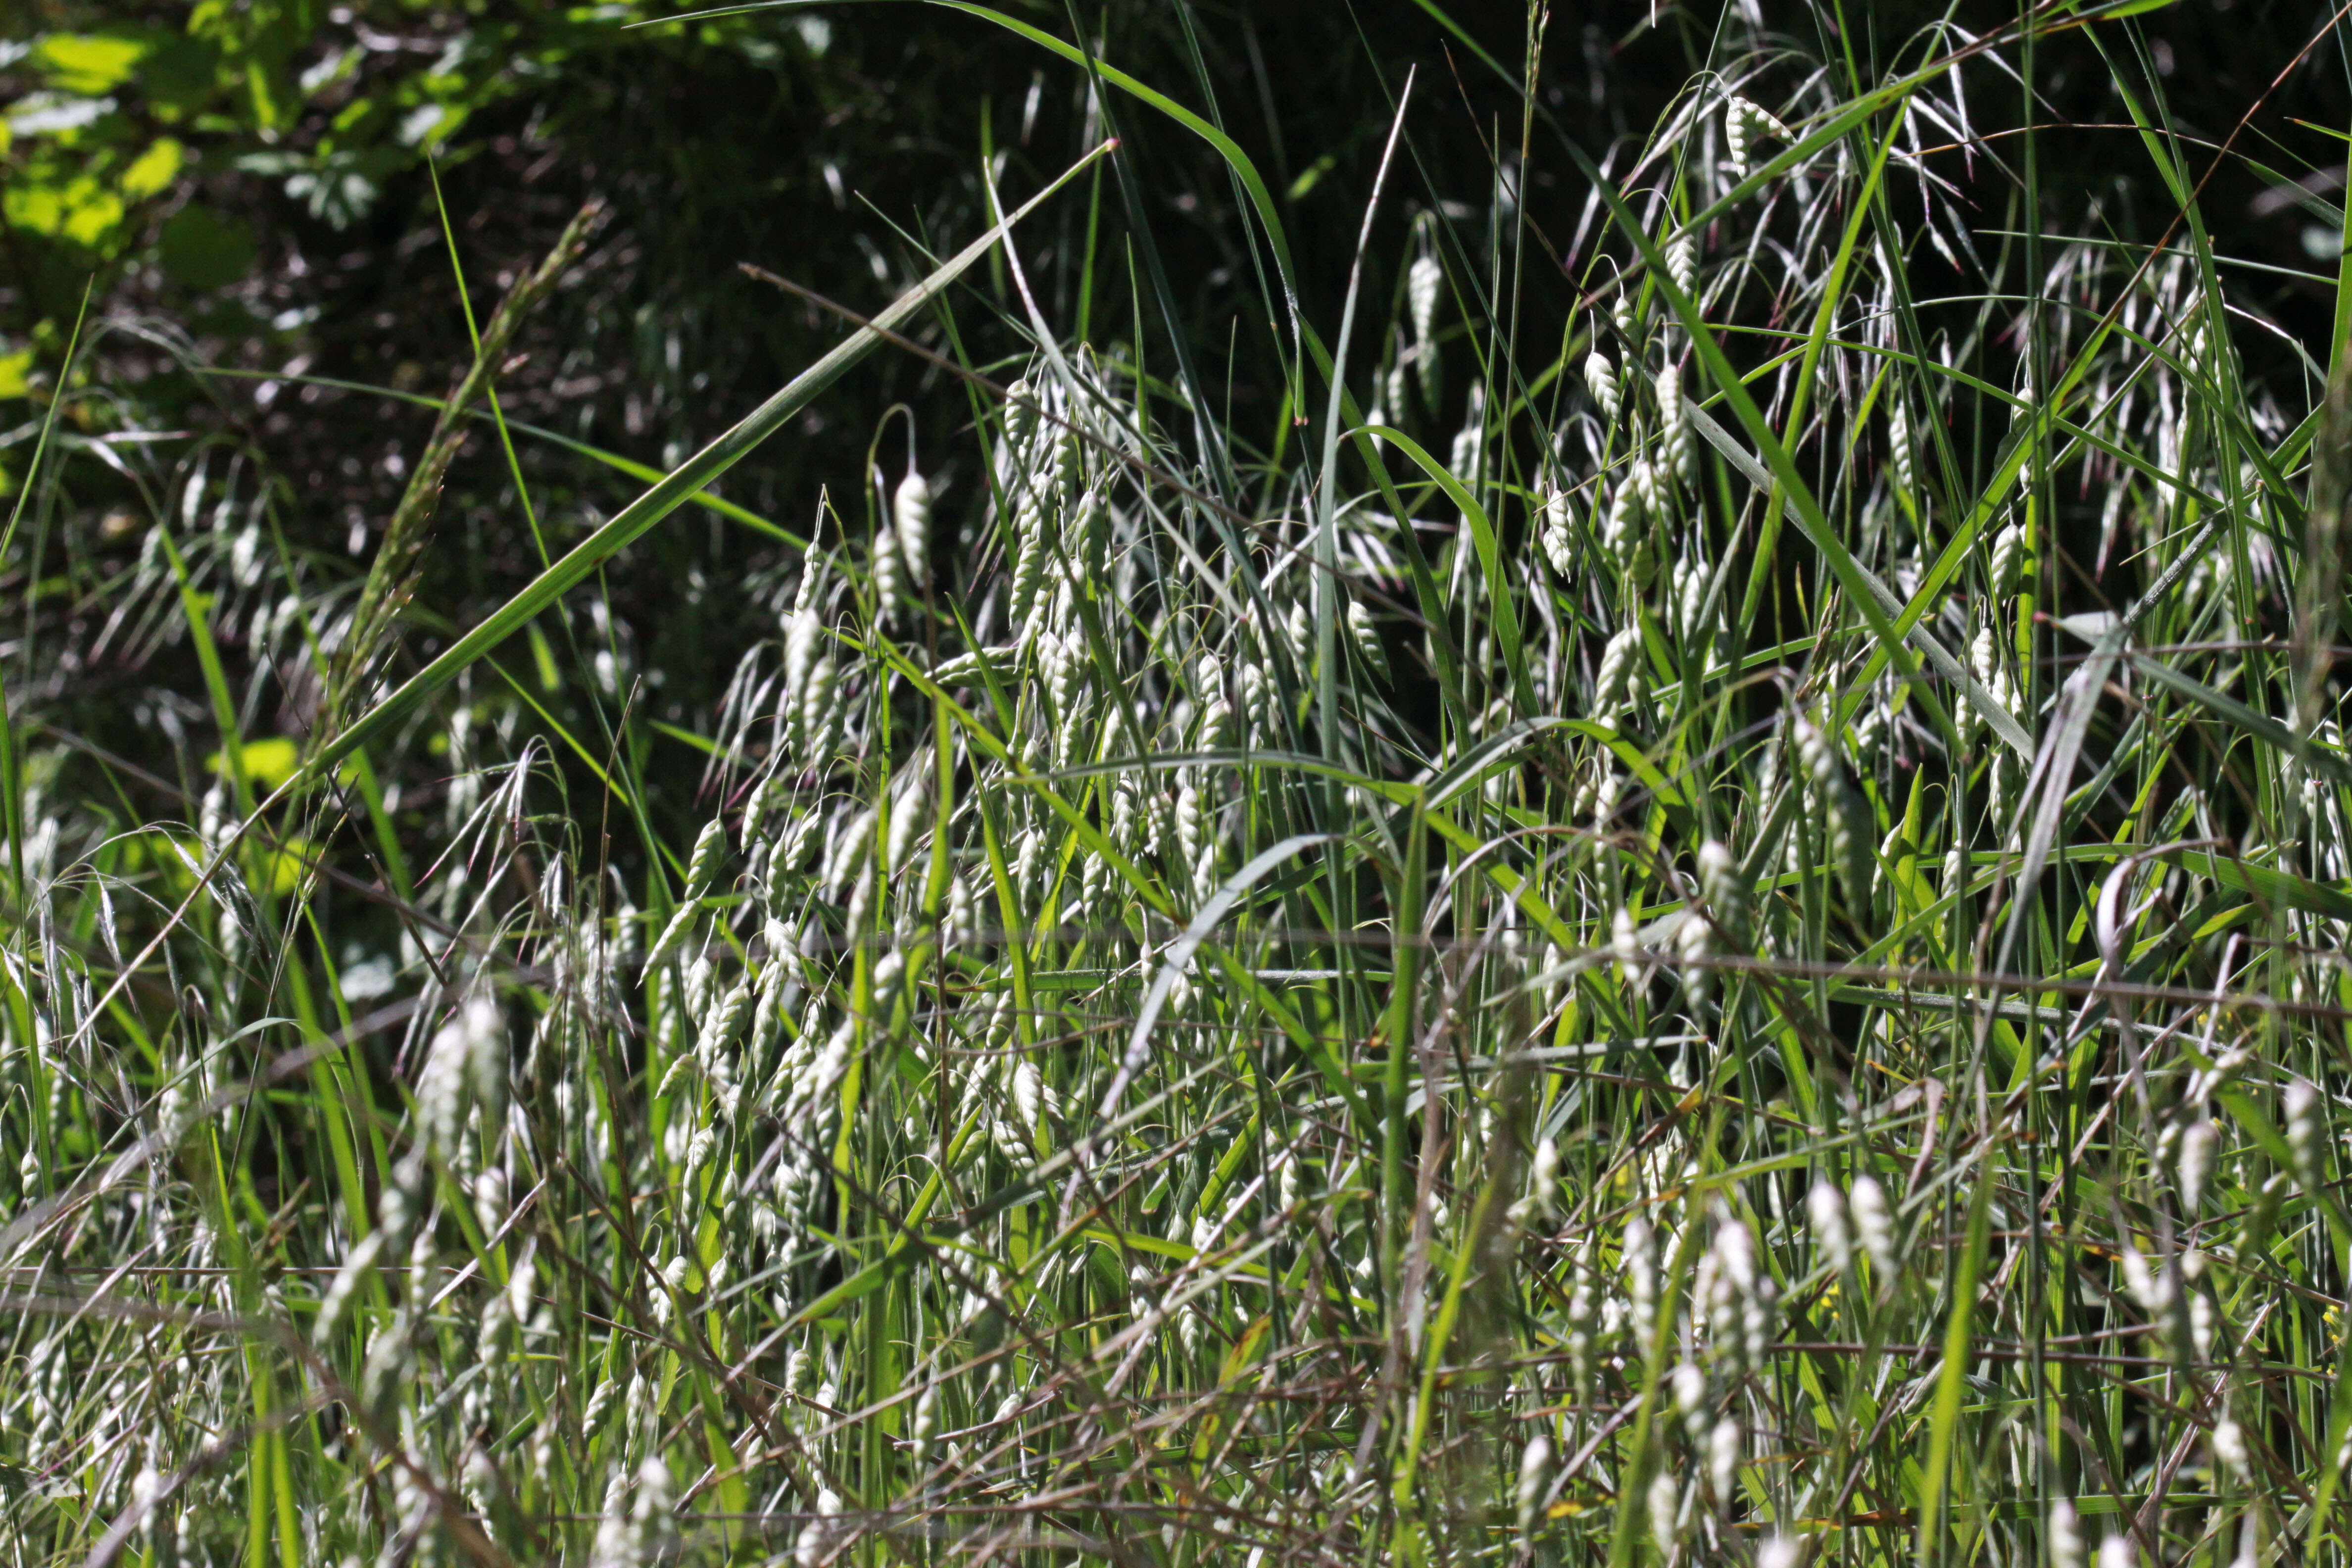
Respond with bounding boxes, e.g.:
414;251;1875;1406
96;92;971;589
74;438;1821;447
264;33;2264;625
1010;498;1054;625
1673;556;1710;640
1654;361;1684;439
885;776;930;873
1696;838;1748;944
1992;520;2027;596
946;873;979;949
1724;96;1792;178
1850;1174;1897;1278
893;468;932;584
1664;234;1697;294
1603;484;1645;572
1516;1432;1553;1531
2288;1078;2326;1190
1647;1470;1680;1551
1528;1135;1560;1215
1347;599;1388;682
1624;1216;1659;1345
1708;1417;1741;1498
1408;253;1443;346
1887;402;1916;494
2050;1499;2083;1568
1238;660;1274;747
1596;625;1645;710
1584;349;1622;420
1449;407;1485;488
1539;484;1574;575
2213;1415;2253;1482
1808;1179;1852;1274
871;510;904;609
2177;1118;2218;1211
1385;358;1414;426
1611;905;1640;973
910;1381;940;1464
798;659;839;764
1285;601;1316;673
685;818;729;898
795;1488;845;1568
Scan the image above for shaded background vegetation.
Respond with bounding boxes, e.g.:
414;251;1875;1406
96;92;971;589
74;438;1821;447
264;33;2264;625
8;0;2348;863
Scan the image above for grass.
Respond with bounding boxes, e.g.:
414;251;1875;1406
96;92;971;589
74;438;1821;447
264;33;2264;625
4;3;2352;1568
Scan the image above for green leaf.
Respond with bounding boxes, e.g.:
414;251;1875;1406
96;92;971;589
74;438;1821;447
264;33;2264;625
2158;850;2352;923
2129;652;2352;784
1286;153;1337;200
34;33;154;95
119;137;185;200
4;173;126;247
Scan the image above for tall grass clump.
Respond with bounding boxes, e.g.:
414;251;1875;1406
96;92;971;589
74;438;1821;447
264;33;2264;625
6;4;2352;1568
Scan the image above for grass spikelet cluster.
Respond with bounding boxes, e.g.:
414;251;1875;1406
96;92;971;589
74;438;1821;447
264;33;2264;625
3;6;2350;1568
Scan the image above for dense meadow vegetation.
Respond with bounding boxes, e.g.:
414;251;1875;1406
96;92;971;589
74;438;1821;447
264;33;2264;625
8;1;2352;1565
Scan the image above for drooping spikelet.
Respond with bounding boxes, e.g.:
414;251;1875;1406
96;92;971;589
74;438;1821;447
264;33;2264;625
893;467;932;586
1584;348;1621;420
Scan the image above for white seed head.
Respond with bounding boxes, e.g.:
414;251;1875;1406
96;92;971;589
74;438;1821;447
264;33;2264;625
1385;358;1413;426
1992;520;2027;596
785;614;825;712
871;510;904;607
1516;1431;1553;1530
1596;625;1644;709
1624;1216;1659;1344
1347;599;1388;682
1285;602;1314;671
1807;1179;1851;1274
1408;253;1443;345
1696;838;1748;943
1539;484;1574;575
885;776;930;873
2177;1118;2218;1211
1674;556;1711;639
2213;1414;2253;1480
1612;905;1640;968
1584;349;1622;420
1664;233;1697;294
1654;361;1683;435
893;469;933;584
795;1487;846;1568
1850;1174;1897;1278
2050;1500;2083;1568
1647;1470;1680;1549
1528;1135;1559;1217
1708;1417;1741;1498
1724;96;1791;178
1887;402;1916;493
2120;1245;2172;1316
799;658;839;760
685;817;729;896
2288;1078;2325;1188
946;873;979;949
472;1165;509;1238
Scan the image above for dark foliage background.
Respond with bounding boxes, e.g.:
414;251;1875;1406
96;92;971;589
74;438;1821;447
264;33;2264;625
8;0;2346;856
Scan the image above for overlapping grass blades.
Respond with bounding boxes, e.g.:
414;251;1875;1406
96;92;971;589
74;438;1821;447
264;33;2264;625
4;5;2351;1568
